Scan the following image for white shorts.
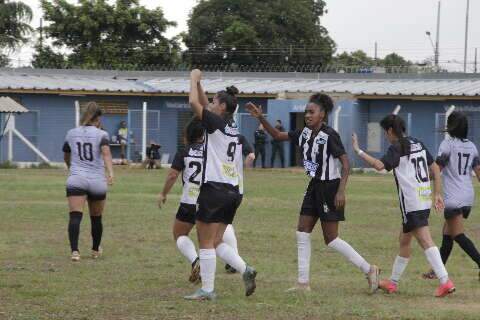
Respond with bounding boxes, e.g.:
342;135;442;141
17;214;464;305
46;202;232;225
66;175;107;201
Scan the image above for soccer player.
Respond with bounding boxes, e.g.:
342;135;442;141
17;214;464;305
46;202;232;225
63;102;114;261
157;119;254;282
352;114;455;297
184;69;257;301
158;118;205;283
246;94;380;293
422;111;480;280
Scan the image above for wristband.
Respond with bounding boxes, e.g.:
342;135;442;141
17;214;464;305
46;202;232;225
357;149;364;156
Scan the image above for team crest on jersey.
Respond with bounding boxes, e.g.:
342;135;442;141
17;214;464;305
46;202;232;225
316;138;327;145
224;125;239;135
222;162;238;178
188;149;203;157
410;143;422;152
302;129;310;139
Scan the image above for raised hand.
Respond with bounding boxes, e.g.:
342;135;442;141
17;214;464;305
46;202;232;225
245;102;263;118
190;69;202;81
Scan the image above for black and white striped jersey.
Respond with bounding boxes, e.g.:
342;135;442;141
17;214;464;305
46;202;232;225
381;137;434;215
288;125;346;180
171;143;204;205
201;109;242;188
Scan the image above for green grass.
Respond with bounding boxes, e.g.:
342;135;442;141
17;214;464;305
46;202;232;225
1;168;480;320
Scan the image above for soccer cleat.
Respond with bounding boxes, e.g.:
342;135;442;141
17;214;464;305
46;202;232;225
286;282;311;293
189;258;201;283
91;247;102;259
378;279;398;294
435;279;455;297
366;265;380;293
242;265;257;297
422;269;437;280
183;288;216;301
225;264;237;274
71;251;80;262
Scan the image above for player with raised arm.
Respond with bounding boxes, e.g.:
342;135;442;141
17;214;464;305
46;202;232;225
352;114;455;297
63;102;114;261
246;94;380;294
184;69;257;301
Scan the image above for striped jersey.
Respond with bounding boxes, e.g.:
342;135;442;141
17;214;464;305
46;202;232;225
62;126;110;179
171;143;204;205
381;137;434;215
288;125;346;180
436;137;480;209
201;109;243;189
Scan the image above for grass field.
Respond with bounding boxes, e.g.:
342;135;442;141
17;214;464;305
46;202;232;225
1;168;480;320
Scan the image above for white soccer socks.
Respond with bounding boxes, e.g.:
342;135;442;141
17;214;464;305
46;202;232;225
390;255;409;284
296;231;311;284
328;237;371;274
176;236;198;264
215;242;247;274
222;224;239;254
424;246;449;285
199;249;216;293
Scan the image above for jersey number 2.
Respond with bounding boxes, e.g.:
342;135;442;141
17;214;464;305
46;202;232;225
76;142;93;161
189;161;202;185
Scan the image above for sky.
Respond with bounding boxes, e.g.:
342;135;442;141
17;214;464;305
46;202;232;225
8;0;480;72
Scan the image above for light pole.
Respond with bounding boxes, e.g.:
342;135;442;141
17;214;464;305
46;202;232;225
464;0;470;73
426;1;441;69
426;31;438;68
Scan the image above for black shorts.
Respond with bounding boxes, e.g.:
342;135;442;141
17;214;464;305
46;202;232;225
300;178;345;222
444;207;471;220
176;203;196;225
197;182;241;225
402;209;430;233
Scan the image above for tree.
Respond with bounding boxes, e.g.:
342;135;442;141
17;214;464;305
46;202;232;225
332;50;374;66
0;53;9;67
183;0;335;66
31;44;66;68
0;0;33;49
381;53;411;67
39;0;180;69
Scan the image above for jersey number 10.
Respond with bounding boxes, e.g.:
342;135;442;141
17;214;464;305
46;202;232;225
411;156;429;183
76;142;93;161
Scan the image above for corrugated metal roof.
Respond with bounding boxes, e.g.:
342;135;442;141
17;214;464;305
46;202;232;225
0;96;29;113
1;69;480;97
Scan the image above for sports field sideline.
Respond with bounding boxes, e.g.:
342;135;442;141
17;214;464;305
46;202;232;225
1;168;480;320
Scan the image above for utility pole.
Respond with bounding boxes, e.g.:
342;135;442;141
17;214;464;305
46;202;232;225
374;42;378;65
434;1;441;68
475;48;478;74
464;0;470;73
39;18;43;50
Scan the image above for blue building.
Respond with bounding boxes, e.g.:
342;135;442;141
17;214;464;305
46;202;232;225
1;69;480;167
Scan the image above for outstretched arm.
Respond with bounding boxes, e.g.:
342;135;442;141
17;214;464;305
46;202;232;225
351;133;385;171
197;81;209;109
245;102;289;141
189;69;204;119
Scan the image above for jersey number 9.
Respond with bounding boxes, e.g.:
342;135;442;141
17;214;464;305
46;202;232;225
227;142;237;162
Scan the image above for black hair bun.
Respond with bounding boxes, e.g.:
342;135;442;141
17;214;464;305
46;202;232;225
309;93;334;113
226;85;239;96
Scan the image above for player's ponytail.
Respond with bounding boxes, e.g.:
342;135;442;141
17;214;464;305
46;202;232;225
446;111;468;140
217;85;239;115
380;114;409;154
185;117;204;145
80;102;103;126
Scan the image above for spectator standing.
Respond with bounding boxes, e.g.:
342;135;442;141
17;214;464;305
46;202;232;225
254;124;267;168
271;120;286;168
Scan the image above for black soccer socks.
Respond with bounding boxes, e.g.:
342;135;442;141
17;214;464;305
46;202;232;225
68;211;83;252
440;234;454;264
90;215;103;251
454;233;480;268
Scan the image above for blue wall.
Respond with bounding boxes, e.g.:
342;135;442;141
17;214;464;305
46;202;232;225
0;94;269;163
